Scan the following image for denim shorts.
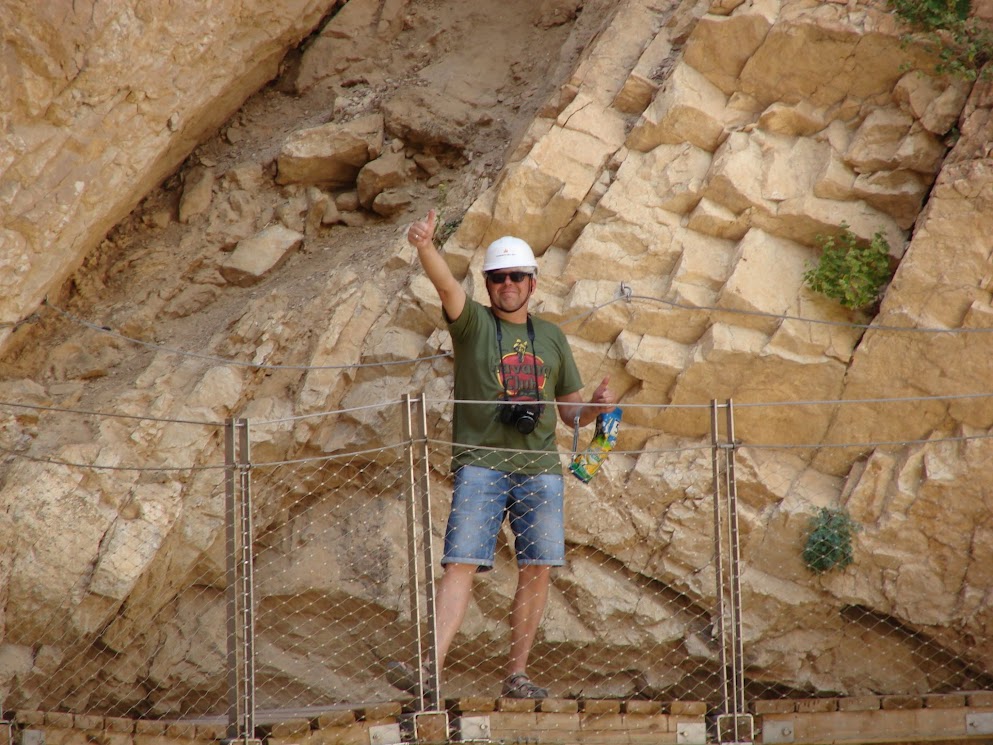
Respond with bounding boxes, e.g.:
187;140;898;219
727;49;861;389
443;464;565;571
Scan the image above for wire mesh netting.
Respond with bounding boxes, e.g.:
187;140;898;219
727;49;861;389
0;404;230;719
415;451;719;704
250;443;416;710
242;397;725;711
3;393;993;733
721;394;993;704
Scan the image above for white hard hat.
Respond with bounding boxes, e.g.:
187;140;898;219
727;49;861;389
482;236;538;273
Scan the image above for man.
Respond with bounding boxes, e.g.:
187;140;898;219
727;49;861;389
390;209;615;699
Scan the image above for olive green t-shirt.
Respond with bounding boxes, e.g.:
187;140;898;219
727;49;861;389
448;298;583;474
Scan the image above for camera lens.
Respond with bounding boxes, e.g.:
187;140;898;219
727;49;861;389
498;401;543;434
515;413;537;434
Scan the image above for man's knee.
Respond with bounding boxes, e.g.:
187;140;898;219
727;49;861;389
516;563;552;590
442;562;478;580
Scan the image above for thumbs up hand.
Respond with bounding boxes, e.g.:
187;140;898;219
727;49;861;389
407;209;437;250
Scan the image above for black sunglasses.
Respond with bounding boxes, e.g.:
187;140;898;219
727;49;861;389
486;270;533;284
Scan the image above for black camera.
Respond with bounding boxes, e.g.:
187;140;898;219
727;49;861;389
499;400;545;434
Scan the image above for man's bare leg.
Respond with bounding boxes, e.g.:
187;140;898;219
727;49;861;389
386;563;475;694
434;562;477;672
506;564;551;676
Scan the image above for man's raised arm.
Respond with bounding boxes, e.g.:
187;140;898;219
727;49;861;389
407;209;466;322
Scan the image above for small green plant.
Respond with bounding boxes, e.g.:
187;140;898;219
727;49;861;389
433;216;462;247
803;507;860;574
803;224;892;311
890;0;993;80
893;0;970;28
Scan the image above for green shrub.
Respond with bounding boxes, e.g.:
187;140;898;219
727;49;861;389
803;224;892;311
890;0;993;80
434;216;462;247
893;0;969;27
803;507;860;574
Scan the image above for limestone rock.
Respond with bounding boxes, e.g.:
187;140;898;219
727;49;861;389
535;0;583;29
627;63;730;153
293;0;410;92
298;277;389;416
612;31;673;115
717;228;812;334
895;123;948;174
302;186;339;233
357;151;417;209
219;224;304;286
382;88;489;153
565;0;689;112
371;189;414;217
852;170;929;229
475;102;624;251
757;101;827;137
700;130;770;215
48;335;126;381
566;213;680;284
813;155;857;201
276;114;385;186
0;0;338;340
683;7;773;96
736;9;924;109
844;108;914;172
178;167;216;224
336;191;361;212
3;0;992;717
894;70;969;136
623;333;690;403
769;193;906;253
686;198;750;240
225;161;267;192
670;229;736;291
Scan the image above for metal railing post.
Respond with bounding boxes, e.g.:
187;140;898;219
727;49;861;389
711;401;729;711
225;417;256;743
724;400;748;737
413;393;441;712
225;418;237;740
712;400;752;743
401;394;442;713
401;395;427;701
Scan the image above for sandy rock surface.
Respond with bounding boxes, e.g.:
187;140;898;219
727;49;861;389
1;0;993;716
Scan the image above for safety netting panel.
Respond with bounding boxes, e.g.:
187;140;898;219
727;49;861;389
397;398;725;706
731;397;993;705
0;404;231;719
248;400;425;711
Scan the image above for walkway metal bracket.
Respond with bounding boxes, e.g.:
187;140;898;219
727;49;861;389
369;723;403;745
677;721;708;744
717;714;756;744
967;712;993;735
759;717;795;744
456;715;491;741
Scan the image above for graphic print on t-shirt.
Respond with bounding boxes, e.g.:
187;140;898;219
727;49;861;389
497;338;548;401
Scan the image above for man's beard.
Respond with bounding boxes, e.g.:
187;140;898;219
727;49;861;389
491;281;533;314
494;293;529;314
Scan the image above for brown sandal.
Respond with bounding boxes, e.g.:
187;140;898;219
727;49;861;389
384;660;426;694
502;672;548;699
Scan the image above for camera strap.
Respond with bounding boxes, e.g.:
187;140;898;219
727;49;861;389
493;313;540;402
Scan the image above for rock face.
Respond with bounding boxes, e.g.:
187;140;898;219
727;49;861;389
2;0;993;718
0;0;342;346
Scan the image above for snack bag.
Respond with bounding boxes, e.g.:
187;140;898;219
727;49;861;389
570;407;622;483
